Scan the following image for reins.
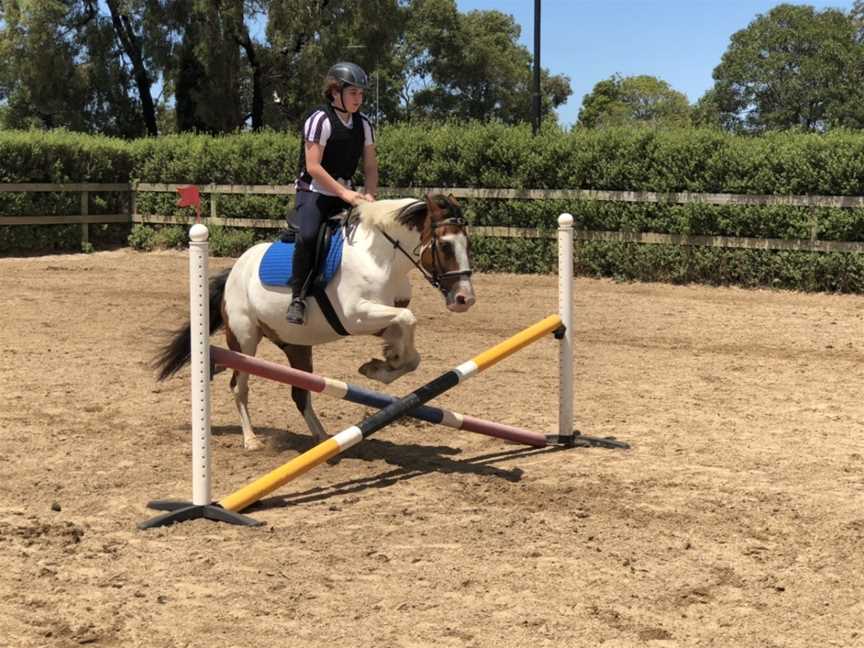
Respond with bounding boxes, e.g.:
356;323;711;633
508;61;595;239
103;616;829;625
377;215;473;296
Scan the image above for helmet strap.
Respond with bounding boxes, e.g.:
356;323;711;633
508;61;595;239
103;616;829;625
331;87;350;114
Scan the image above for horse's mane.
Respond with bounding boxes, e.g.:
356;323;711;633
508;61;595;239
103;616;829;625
355;198;424;231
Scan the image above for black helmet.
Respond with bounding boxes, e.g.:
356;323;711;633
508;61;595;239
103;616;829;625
327;62;369;90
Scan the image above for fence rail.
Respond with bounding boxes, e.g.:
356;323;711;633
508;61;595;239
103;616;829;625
2;182;864;253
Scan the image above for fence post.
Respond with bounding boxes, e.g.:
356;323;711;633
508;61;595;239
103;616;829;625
80;190;89;249
210;184;218;220
130;183;137;223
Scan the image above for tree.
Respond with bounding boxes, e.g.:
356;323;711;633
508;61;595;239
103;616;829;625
0;1;93;131
0;0;176;137
102;0;159;136
577;74;691;129
1;0;574;135
403;0;570;124
173;0;245;133
704;3;864;132
264;0;406;128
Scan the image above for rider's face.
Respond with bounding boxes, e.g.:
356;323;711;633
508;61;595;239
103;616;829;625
336;86;364;113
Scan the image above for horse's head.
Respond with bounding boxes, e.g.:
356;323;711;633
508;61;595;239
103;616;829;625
419;193;476;313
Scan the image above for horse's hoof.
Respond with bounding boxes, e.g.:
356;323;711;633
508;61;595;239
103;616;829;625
359;359;396;384
244;437;265;451
359;358;383;377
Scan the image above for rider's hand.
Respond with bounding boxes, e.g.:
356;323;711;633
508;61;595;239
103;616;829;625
341;190;369;206
362;192;376;202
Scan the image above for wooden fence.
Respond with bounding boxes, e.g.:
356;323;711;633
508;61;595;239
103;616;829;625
2;181;864;253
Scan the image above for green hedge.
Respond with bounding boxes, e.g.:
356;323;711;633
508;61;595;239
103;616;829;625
129;131;299;222
3;124;864;292
0;130;133;252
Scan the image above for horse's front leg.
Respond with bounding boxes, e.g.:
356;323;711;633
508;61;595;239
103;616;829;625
356;301;420;384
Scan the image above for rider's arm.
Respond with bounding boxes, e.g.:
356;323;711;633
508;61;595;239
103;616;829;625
304;142;366;205
362;144;378;201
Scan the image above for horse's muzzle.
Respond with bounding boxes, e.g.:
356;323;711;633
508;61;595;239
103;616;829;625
446;279;476;312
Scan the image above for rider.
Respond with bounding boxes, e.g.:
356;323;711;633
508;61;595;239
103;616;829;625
286;61;378;324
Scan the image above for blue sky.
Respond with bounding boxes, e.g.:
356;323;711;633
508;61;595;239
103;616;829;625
456;0;856;126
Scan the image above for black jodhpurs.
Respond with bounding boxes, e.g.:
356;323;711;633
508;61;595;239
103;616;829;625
291;190;351;296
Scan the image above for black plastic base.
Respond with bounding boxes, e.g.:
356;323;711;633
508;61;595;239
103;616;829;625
545;433;630;449
138;499;263;529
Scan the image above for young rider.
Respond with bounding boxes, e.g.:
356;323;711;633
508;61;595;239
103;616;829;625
287;61;378;324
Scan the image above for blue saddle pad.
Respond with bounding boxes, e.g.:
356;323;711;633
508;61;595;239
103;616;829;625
259;228;345;287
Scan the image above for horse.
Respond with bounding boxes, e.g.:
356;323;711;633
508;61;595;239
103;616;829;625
153;193;476;450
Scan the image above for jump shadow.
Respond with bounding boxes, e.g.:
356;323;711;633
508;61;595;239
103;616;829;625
214;426;567;512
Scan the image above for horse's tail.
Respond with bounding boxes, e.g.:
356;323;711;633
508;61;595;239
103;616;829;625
152;269;230;382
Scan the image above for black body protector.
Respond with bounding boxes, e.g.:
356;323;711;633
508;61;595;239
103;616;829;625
296;103;366;189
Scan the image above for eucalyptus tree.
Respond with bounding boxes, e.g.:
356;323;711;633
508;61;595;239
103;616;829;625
403;0;570;124
0;0;177;136
704;3;864;132
1;1;99;132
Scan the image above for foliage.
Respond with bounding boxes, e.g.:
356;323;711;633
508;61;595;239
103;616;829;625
404;0;570;124
0;129;133;252
0;1;171;137
127;221;264;256
702;3;864;133
577;75;692;129
265;0;406;128
1;1;570;136
5;124;864;292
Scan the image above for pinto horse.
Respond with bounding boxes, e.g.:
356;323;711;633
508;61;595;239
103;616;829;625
153;194;476;449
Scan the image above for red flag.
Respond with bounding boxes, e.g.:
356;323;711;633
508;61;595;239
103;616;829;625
176;185;200;208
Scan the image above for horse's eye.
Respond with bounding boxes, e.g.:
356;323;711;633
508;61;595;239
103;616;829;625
440;241;454;255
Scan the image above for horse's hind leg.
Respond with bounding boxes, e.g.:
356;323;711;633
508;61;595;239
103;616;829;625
282;344;329;442
225;317;264;450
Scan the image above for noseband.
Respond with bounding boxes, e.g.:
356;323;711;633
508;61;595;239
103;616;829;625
377;212;473;297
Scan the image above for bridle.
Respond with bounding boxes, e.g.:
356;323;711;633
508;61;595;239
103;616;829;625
377;210;473;297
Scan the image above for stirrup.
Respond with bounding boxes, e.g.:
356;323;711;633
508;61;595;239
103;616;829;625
286;298;306;325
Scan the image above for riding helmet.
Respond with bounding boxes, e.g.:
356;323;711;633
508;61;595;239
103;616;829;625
327;62;369;90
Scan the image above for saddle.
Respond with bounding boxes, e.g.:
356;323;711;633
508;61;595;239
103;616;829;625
277;210;350;291
259;209;353;336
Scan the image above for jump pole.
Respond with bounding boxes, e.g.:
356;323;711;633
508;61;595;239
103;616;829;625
211;346;547;447
218;314;564;514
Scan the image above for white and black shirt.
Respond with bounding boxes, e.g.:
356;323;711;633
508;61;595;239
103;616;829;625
296;106;375;196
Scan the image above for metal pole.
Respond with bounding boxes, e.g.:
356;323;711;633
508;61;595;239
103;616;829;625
532;0;541;135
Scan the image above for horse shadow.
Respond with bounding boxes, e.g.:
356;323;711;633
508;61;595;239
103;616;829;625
211;424;566;512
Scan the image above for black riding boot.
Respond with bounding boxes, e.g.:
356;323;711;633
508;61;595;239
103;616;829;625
286;242;314;324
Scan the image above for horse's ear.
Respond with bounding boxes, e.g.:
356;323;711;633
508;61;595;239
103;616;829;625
425;193;443;216
447;193;461;207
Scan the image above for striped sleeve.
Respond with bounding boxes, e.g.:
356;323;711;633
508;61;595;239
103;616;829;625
303;110;331;146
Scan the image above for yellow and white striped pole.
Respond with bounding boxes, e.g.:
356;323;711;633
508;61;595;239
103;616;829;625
219;314;563;514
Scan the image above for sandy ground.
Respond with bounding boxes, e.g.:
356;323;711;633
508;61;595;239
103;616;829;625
0;248;862;648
